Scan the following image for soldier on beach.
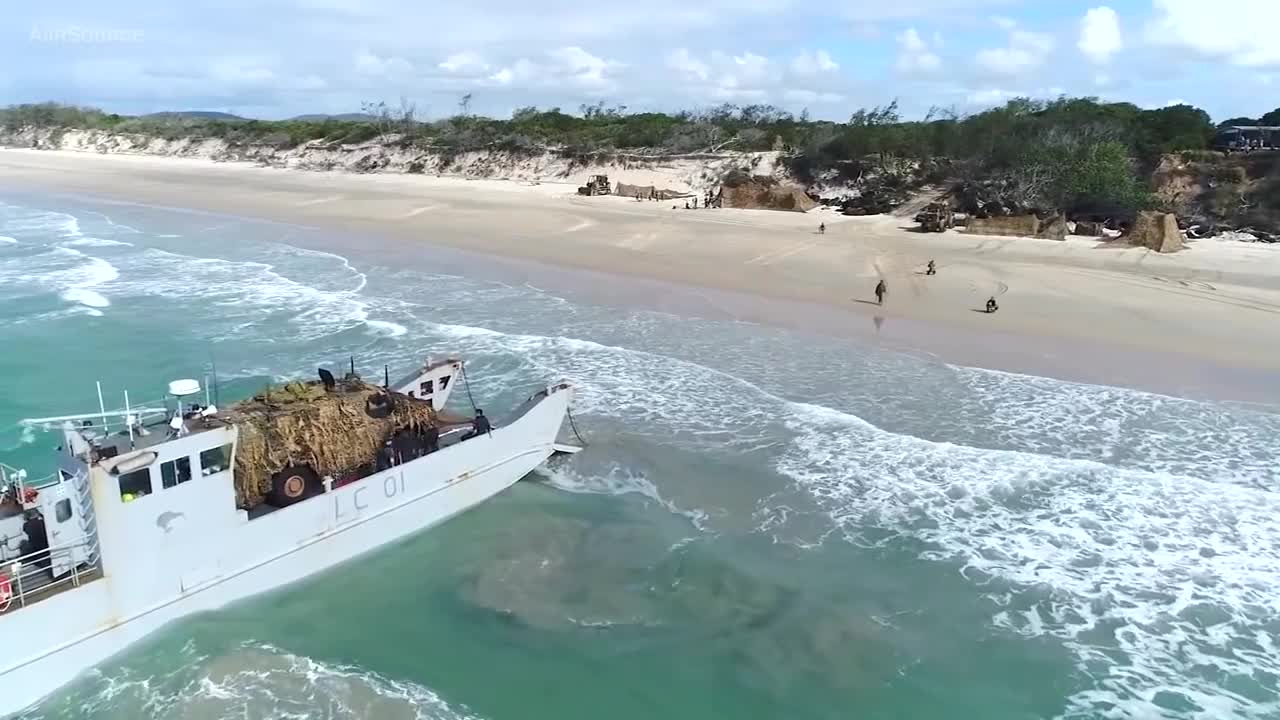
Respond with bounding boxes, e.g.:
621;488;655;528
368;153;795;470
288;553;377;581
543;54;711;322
875;280;887;305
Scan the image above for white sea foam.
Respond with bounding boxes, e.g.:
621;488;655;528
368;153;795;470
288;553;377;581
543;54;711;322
535;463;711;530
366;320;408;337
0;425;37;452
50;247;120;285
44;247;118;311
776;402;1280;719
947;364;1280;485
65;641;480;720
63;237;132;248
0;236;15;244
87;242;394;343
59;288;111;308
102;247;375;341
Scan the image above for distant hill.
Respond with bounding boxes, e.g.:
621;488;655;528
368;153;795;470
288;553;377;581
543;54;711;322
289;113;378;122
143;111;246;121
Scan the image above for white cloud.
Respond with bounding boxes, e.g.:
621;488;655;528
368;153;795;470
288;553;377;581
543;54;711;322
790;49;838;76
663;48;845;105
700;51;775;100
1078;7;1122;64
967;88;1019;105
783;89;843;104
666;48;710;81
438;51;488;74
962;85;1066;108
1148;0;1280;67
976;26;1054;75
488;67;515;85
355;51;413;77
896;28;941;74
729;52;771;82
0;0;1265;120
548;46;619;89
485;47;622;93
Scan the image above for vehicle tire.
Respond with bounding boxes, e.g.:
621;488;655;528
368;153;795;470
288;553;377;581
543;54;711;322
365;393;392;419
269;464;321;507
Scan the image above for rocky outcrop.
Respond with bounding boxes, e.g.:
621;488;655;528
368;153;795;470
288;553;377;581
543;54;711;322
1125;211;1184;253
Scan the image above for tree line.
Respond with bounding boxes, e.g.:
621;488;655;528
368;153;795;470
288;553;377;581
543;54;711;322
2;97;1275;216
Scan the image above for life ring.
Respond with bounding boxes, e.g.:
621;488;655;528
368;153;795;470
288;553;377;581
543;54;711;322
0;574;12;611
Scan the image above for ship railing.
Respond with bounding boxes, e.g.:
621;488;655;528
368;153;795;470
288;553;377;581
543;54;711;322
0;464;61;519
0;537;103;615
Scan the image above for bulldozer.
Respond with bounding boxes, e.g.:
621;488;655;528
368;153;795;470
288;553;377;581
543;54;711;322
916;202;955;233
577;174;611;196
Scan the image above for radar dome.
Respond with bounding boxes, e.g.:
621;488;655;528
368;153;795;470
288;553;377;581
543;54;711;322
168;379;201;397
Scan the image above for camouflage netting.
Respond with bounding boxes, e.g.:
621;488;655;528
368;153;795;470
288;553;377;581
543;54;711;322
1124;211;1184;253
223;379;437;508
615;182;690;200
715;170;817;213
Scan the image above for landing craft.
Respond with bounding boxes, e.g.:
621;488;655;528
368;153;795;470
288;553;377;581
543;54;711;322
0;354;582;716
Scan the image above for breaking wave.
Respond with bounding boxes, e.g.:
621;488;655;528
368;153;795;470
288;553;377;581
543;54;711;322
415;313;1280;718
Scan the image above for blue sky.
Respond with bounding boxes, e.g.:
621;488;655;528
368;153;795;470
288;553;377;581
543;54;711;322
3;0;1277;121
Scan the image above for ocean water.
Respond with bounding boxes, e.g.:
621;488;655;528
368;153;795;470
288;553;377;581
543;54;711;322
1;192;1279;720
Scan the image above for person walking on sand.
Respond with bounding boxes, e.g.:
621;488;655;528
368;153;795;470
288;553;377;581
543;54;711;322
819;223;825;235
874;279;887;305
926;260;936;276
986;296;999;314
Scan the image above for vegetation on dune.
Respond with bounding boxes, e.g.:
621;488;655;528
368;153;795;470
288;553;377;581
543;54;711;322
2;97;1276;223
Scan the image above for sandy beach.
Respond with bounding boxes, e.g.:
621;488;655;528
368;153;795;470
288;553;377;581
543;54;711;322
3;148;1279;401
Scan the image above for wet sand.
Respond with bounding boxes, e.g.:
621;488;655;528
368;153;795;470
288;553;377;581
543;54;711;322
2;148;1279;403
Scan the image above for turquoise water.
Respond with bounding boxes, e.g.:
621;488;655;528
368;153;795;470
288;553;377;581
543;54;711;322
2;193;1279;719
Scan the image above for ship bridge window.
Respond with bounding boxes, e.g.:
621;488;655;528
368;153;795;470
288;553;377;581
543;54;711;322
119;468;153;502
200;444;233;476
161;456;193;489
55;498;72;523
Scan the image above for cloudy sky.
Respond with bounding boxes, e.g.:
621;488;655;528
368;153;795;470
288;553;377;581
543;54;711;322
4;0;1277;121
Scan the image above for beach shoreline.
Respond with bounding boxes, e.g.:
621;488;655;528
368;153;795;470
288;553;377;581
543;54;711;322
3;147;1279;404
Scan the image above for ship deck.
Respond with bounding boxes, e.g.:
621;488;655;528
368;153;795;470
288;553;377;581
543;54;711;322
1;564;103;616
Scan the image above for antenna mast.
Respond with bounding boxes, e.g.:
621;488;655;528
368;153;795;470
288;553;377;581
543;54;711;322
210;353;221;407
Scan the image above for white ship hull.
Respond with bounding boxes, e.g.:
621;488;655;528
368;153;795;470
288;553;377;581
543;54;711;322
0;384;572;717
